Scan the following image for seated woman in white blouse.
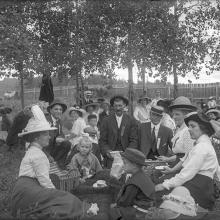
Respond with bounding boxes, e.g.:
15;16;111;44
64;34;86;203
133;95;151;123
155;111;220;211
67;106;87;147
11;105;97;218
157;97;196;164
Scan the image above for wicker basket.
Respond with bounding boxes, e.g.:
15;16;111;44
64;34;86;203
143;160;167;176
72;185;114;213
49;162;80;191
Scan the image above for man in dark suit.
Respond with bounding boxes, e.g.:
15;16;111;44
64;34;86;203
138;105;173;160
45;99;71;169
98;101;110;128
99;95;138;168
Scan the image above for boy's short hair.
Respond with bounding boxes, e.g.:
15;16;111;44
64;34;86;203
88;114;97;121
78;135;92;149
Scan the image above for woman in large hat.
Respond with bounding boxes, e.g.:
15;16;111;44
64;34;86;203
156;111;220;212
206;108;220;122
157;96;196;164
68;106;87;148
133;95;151;123
11;105;97;218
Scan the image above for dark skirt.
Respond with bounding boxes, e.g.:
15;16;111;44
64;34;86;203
183;174;215;210
11;176;89;219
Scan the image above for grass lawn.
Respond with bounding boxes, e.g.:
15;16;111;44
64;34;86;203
0;143;24;218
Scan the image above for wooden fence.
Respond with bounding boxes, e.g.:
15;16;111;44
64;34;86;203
23;82;220;104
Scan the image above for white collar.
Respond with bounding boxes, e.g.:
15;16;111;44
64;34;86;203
151;122;160;129
195;134;210;145
51;115;57;123
115;114;123;118
30;142;43;150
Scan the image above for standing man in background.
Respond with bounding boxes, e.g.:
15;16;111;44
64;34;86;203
39;72;54;104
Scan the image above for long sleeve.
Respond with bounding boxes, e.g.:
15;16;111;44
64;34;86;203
128;118;138;149
94;156;103;173
163;148;206;190
133;107;140;121
117;185;139;207
172;129;194;154
99;118;111;156
68;155;80;173
32;155;55;189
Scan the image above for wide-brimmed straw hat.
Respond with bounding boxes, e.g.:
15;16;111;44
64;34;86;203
84;90;92;95
160;186;197;218
68;106;85;117
83;102;100;111
169;96;197;111
209;96;216;100
184;111;215;136
120;148;146;166
138;95;151;103
206;108;220;117
47;98;67;113
18;105;57;137
110;95;129;107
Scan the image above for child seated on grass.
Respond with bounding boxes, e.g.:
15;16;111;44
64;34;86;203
67;135;102;183
109;148;155;220
84;114;102;162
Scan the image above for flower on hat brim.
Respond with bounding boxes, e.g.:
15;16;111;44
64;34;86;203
18;126;57;137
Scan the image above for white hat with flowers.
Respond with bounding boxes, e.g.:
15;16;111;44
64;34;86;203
18;105;57;137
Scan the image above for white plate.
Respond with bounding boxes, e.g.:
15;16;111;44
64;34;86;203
155;166;166;170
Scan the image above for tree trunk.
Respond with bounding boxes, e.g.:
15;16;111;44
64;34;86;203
173;64;178;99
19;66;24;109
128;26;134;115
80;74;85;106
141;64;146;94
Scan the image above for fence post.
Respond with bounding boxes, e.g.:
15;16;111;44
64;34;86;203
216;83;219;104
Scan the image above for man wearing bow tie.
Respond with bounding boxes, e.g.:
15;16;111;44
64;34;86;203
45;99;71;169
138;106;173;160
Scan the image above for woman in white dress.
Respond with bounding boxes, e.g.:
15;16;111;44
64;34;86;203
156;111;220;211
68;106;87;148
11;105;97;218
133;95;151;123
157;96;197;164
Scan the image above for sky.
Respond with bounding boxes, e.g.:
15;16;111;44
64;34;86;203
116;68;220;84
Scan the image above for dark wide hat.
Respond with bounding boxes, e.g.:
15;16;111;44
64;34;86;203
138;95;151;103
110;95;129;107
169;96;197;111
120;148;146;166
157;99;172;109
184;111;215;136
47;98;67;113
96;97;106;103
83;102;99;111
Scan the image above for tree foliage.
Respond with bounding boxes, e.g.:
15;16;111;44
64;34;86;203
0;0;219;102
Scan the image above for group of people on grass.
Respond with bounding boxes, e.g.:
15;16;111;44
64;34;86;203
4;91;220;219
